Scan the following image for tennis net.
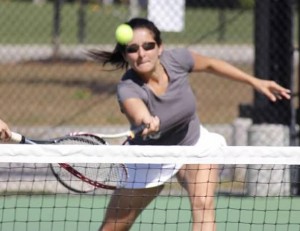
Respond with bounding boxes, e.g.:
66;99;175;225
1;144;300;231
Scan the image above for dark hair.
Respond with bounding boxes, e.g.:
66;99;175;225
88;18;162;70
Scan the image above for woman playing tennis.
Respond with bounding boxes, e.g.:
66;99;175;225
89;18;290;231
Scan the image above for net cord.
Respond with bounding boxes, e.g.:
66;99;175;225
1;145;300;164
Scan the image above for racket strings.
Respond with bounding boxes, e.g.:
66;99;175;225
56;135;106;145
50;135;127;192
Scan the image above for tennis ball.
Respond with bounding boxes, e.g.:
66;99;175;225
115;24;133;45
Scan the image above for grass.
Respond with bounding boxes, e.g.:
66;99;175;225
0;1;256;44
1;2;298;45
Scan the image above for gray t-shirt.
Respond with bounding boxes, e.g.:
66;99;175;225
117;48;200;145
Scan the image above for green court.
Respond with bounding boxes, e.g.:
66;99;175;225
1;195;300;231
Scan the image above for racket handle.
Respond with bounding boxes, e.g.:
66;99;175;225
11;132;25;143
130;124;149;138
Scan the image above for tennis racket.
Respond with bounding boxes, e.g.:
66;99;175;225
10;125;146;193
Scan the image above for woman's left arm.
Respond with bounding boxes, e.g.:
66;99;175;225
190;51;291;102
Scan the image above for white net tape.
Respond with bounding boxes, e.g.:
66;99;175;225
1;144;300;164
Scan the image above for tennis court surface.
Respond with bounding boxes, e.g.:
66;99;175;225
1;145;300;231
2;195;300;231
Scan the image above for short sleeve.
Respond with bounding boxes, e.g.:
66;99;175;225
165;48;194;73
117;81;143;103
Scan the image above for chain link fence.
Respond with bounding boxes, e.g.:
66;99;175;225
0;0;298;146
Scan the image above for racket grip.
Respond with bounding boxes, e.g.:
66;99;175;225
11;132;25;143
131;124;149;137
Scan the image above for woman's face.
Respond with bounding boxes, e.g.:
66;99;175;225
124;28;163;75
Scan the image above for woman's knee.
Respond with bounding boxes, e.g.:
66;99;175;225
191;194;215;210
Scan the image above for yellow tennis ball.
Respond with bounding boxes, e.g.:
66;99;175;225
115;24;133;45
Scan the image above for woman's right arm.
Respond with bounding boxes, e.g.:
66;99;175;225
0;119;11;141
121;98;160;136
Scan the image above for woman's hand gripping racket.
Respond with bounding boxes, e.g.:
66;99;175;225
10;125;147;193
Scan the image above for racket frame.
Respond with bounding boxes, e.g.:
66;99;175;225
50;162;128;192
10;125;146;193
48;134;128;192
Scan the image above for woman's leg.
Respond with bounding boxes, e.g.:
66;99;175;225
177;164;219;231
99;185;164;231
